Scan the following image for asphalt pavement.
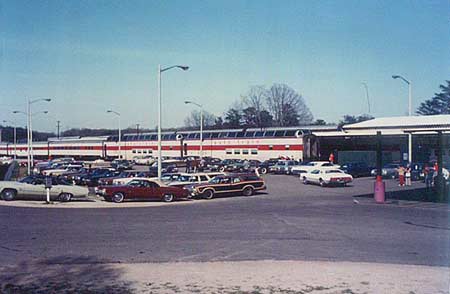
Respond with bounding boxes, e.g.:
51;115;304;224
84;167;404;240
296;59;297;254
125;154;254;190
0;175;449;267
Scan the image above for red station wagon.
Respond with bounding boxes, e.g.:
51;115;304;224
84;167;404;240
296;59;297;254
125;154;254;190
97;179;189;203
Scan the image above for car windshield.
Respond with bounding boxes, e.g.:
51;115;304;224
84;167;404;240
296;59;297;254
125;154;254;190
326;170;343;173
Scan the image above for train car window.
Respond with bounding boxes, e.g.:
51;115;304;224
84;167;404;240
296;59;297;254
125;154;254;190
226;149;232;154
245;131;255;137
227;132;237;138
236;131;245;138
144;135;151;140
274;130;285;137
187;133;196;139
285;130;295;136
264;131;275;137
242;149;249;155
254;131;264;137
285;145;290;150
211;132;219;138
150;135;157;140
218;132;226;138
234;149;241;154
162;134;170;140
251;149;258;155
131;135;138;141
202;133;211;139
169;134;176;140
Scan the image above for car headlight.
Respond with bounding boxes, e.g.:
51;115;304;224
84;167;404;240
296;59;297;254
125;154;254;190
382;170;387;175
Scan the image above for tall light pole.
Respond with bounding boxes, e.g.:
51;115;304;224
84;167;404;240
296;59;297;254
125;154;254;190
13;109;49;174
392;75;412;163
157;64;189;180
184;100;203;160
2;120;16;160
107;110;122;159
28;98;51;172
361;82;371;114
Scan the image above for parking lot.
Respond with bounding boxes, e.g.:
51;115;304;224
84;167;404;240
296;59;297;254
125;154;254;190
1;174;449;267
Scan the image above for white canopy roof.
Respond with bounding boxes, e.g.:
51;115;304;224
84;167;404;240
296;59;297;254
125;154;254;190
343;115;450;130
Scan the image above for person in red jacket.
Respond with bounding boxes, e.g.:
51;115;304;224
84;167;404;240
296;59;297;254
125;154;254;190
329;153;335;164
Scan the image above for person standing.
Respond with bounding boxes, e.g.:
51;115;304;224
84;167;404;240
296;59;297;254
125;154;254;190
398;165;405;186
329;152;335;164
424;164;432;189
405;165;412;186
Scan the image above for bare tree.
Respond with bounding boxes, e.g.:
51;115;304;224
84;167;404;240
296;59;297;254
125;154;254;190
265;83;313;126
242;86;266;127
184;110;216;128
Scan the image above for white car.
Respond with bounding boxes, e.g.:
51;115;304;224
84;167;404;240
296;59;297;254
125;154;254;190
0;178;89;201
41;165;83;176
168;172;225;188
302;168;353;187
134;156;155;165
291;161;340;176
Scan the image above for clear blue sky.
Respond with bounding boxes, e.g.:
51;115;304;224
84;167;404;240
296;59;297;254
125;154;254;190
1;0;449;132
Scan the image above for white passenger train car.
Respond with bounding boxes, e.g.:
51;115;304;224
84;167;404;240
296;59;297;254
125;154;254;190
0;126;335;161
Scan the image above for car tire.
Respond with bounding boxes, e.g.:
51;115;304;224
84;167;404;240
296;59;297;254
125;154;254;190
1;189;16;201
260;167;267;174
243;186;254;196
319;179;326;187
112;192;125;203
203;189;214;200
163;194;174;203
302;177;308;185
59;193;72;202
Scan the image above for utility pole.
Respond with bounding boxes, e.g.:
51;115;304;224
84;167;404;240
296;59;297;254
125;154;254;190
136;124;140;136
57;120;61;139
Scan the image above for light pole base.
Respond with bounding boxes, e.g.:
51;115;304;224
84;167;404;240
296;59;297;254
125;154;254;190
374;176;385;203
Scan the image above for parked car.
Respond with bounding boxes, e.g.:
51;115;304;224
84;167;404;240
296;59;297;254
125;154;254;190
111;159;132;170
168;172;224;188
187;174;266;199
41;164;84;176
370;163;401;178
217;159;241;172
82;170;122;187
0;177;89;201
97;178;189;203
73;168;114;185
270;160;300;175
340;162;372;178
258;159;279;174
97;171;142;186
149;162;178;176
133;156;155;165
203;157;223;171
291;161;340;176
302;168;353;187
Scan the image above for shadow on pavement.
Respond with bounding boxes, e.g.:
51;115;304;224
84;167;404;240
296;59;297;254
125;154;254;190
354;186;449;203
0;256;134;293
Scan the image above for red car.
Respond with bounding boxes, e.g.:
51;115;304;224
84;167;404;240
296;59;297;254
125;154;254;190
97;179;188;203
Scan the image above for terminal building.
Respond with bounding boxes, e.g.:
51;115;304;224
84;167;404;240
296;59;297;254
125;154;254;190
312;115;450;167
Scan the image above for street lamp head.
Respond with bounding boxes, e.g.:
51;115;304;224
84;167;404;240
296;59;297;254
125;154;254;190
107;110;113;113
43;111;49;114
12;111;20;114
177;65;189;71
44;98;51;102
184;100;192;104
392;75;400;79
